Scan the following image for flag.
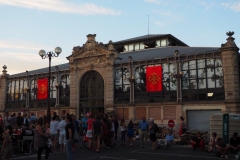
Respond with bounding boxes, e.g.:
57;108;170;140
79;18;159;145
146;66;162;92
37;78;48;99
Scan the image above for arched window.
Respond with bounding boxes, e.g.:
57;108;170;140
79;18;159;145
60;74;70;98
15;80;20;100
114;68;130;93
30;79;37;99
50;76;57;98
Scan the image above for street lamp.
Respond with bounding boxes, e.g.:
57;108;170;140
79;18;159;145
38;47;62;122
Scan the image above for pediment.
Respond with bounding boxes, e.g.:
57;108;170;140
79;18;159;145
67;34;118;63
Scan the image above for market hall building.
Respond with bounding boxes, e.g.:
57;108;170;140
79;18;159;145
0;32;239;132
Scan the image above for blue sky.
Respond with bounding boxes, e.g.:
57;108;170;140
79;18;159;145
0;0;240;74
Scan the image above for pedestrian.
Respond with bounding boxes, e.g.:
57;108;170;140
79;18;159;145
229;132;240;154
50;115;59;153
110;117;115;146
58;116;66;154
29;113;37;123
149;118;157;150
101;118;109;148
86;114;94;149
92;115;102;153
179;116;187;135
23;114;29;127
81;114;88;134
215;138;229;158
71;115;78;152
127;120;134;146
16;113;23;127
9;113;16;127
139;116;148;148
120;119;127;146
4;112;11;129
1;125;13;160
113;116;119;141
65;115;74;160
34;117;51;160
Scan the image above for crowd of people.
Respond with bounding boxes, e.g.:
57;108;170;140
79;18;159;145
0;112;239;160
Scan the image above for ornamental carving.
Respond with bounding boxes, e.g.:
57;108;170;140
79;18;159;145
67;34;118;68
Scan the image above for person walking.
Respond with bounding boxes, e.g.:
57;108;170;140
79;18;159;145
4;112;11;130
65;115;74;160
113;117;119;141
139;116;148;148
127;120;134;146
16;113;23;127
34;117;51;160
1;125;13;160
50;115;59;153
86;114;94;150
179;116;187;135
149;118;157;150
101;118;109;148
92;115;102;153
58;116;66;154
120;119;127;146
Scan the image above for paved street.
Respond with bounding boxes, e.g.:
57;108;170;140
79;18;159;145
12;138;236;160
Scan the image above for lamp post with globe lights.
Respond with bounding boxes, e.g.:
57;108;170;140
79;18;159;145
38;47;62;122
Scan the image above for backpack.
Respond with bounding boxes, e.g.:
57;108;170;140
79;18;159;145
153;123;159;133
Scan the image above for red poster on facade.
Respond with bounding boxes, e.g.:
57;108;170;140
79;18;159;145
146;66;162;92
37;78;48;100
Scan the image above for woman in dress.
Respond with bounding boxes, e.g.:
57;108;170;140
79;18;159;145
207;132;217;152
34;117;50;160
65;115;74;160
1;125;12;160
179;116;187;136
127;120;134;146
120;119;127;146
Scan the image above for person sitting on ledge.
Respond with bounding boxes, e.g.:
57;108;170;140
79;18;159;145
229;132;240;154
191;132;204;151
215;138;229;158
157;130;174;149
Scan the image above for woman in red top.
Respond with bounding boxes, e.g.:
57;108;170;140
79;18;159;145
86;114;94;149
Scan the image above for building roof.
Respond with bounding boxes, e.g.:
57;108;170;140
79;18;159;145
113;34;188;46
10;63;69;78
115;46;220;64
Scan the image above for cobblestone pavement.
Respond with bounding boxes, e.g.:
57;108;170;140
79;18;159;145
12;138;235;160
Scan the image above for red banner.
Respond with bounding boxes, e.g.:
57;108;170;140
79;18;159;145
37;78;48;100
146;66;162;92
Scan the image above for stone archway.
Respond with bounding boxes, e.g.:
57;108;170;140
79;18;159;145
79;70;104;116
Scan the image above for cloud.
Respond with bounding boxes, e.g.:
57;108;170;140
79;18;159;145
154;21;163;26
221;2;240;12
144;0;164;4
196;0;216;9
0;0;121;15
0;40;46;51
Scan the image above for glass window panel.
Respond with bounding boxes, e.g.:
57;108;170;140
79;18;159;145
156;40;160;47
140;42;144;49
189;60;196;69
124;45;128;52
198;79;206;89
189;79;197;89
161;39;167;47
207;78;215;88
189;70;197;79
11;81;15;100
163;81;170;91
20;80;24;94
15;80;19;100
129;44;133;51
7;82;11;100
215;67;223;77
198;69;206;78
182;62;188;70
207;68;215;78
216;77;224;88
182;77;189;90
206;59;214;68
134;43;140;50
197;59;205;68
134;66;146;92
215;59;222;67
170;80;176;91
169;63;175;73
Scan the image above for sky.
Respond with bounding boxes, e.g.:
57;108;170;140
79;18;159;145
0;0;240;75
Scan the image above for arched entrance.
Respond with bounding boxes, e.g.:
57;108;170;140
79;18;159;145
79;71;104;117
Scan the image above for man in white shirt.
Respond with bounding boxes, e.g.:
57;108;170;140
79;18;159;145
50;115;59;153
58;116;66;154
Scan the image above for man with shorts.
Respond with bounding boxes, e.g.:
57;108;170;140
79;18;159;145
58;116;66;154
50;115;59;152
93;115;102;153
86;114;94;149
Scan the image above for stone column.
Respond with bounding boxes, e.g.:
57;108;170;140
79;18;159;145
220;32;240;113
0;65;9;115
